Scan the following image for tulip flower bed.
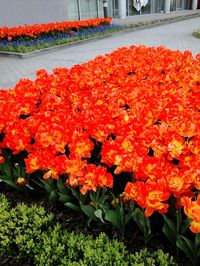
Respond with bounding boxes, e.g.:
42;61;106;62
0;45;200;264
0;18;121;53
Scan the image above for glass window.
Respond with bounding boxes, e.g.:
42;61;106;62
112;0;119;17
80;0;98;19
176;0;183;9
66;0;79;20
151;0;164;13
186;0;191;9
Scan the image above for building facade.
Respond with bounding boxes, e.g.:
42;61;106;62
0;0;199;27
66;0;199;20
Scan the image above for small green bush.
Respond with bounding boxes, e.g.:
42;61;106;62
80;233;128;266
0;194;178;266
0;194;11;253
33;224;68;266
129;248;177;266
33;227;128;266
0;193;10;211
0;200;53;259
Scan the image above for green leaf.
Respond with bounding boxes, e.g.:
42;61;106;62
0;178;20;190
68;186;81;200
94;209;104;223
132;208;146;234
0;163;11;177
49;190;58;205
118;202;124;217
20;165;26;178
80;202;97;221
89;193;95;203
195;234;200;252
132;207;151;243
86;217;93;227
58;193;71;204
105;209;122;231
97;193;108;205
64;202;81;212
57;178;67;194
124;212;133;225
0;175;10;181
25;183;34;190
98;202;110;211
176;236;196;264
181;218;190;235
162;214;177;245
32;179;45;189
34;178;55;194
45;179;56;193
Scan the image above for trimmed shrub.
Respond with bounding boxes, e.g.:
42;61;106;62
0;193;11;253
0;194;178;266
0;193;10;211
33;227;128;266
129;248;177;266
0;201;53;259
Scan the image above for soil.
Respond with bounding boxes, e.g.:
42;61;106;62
0;183;190;266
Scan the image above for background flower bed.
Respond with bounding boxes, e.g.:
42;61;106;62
0;45;200;264
0;18;122;53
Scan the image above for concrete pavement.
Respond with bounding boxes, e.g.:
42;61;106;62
0;11;200;90
112;10;200;26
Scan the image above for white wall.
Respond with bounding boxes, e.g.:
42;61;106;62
0;0;68;27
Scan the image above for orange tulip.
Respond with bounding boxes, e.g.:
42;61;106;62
181;195;200;233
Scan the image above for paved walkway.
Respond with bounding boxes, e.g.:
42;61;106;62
0;10;200;90
113;10;200;25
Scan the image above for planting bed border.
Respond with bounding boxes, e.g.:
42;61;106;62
0;12;199;59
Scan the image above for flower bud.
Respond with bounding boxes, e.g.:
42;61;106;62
111;198;119;208
16;177;27;187
0;156;5;164
89;201;95;208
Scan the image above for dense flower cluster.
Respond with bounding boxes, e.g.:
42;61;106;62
0;45;200;232
0;18;112;41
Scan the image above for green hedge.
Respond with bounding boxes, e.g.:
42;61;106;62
0;195;53;259
0;194;178;266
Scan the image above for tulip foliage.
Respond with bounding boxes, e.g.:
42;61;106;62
0;45;200;260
